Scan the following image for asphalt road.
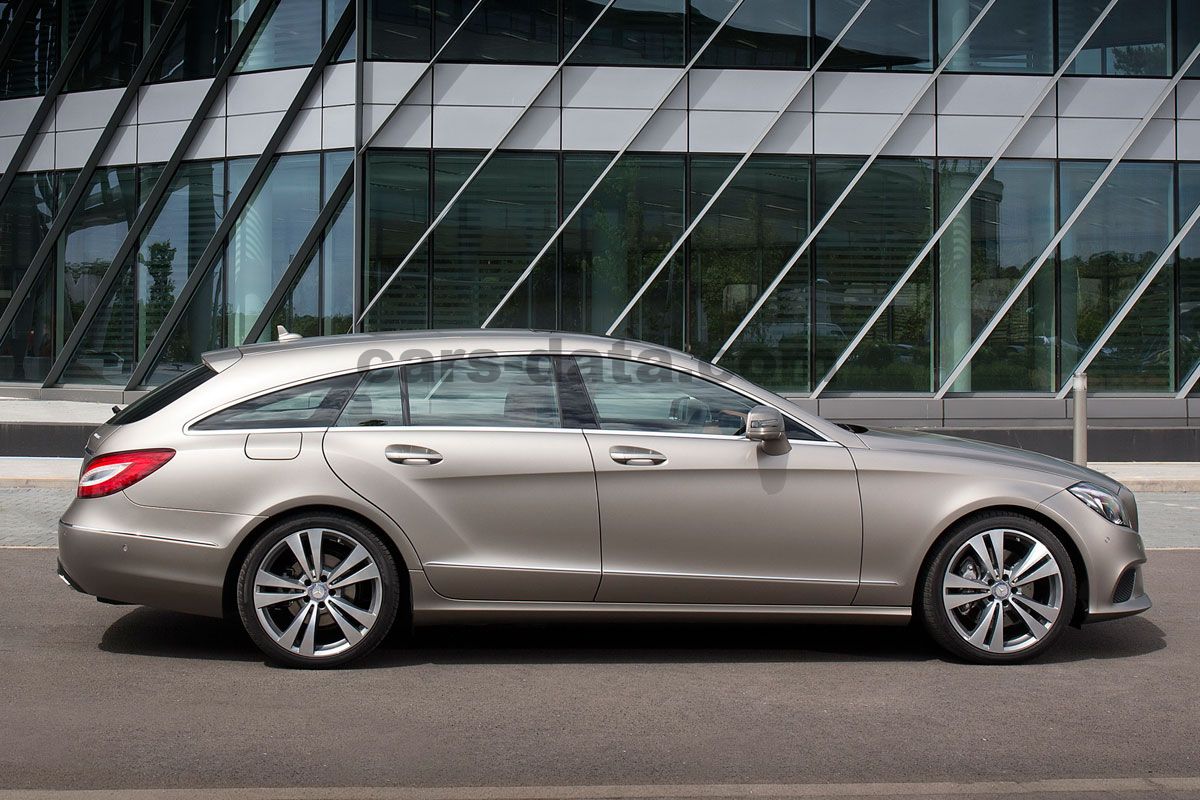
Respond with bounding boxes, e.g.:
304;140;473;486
2;547;1198;799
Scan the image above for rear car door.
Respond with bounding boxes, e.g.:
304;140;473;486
572;356;862;605
322;355;602;602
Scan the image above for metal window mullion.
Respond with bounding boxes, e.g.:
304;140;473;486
125;0;357;389
0;0;36;75
40;0;280;387
1055;198;1200;399
244;161;354;344
351;0;364;332
598;0;878;338
934;38;1200;400
0;0;117;209
708;0;1001;366
809;0;1121;398
353;0;625;330
479;0;754;330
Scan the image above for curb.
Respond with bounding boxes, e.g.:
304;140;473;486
0;478;77;489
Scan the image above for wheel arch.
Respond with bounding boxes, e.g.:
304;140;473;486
914;504;1089;626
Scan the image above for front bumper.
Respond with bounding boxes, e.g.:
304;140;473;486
1038;487;1151;623
57;492;262;618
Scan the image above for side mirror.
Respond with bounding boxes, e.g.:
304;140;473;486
745;405;791;456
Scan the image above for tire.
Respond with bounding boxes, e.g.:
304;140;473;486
919;512;1077;665
236;513;402;669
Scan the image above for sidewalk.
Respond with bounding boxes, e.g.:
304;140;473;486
0;456;1197;492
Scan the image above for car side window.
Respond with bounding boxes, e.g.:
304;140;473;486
404;355;561;428
336;367;405;427
193;373;360;431
574;356;758;436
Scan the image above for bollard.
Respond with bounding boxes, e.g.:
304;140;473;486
1072;373;1088;466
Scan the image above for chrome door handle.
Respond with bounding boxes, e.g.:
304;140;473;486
385;444;443;465
609;446;666;466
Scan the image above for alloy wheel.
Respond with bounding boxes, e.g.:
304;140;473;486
941;528;1065;655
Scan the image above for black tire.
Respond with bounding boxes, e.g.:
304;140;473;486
236;513;402;669
919;511;1077;665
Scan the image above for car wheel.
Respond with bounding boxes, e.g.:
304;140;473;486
236;513;401;669
919;512;1076;664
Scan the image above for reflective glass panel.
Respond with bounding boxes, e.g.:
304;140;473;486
938;159;1056;392
437;0;558;63
564;0;685;66
0;173;58;381
561;153;686;347
1059;0;1170;76
364;151;431;331
65;0;143;91
690;0;808;68
431;151;558;329
152;0;228;82
1059;161;1175;391
690;155;811;393
939;0;1052;74
367;0;431;60
815;0;932;72
193;372;360;430
0;0;61;99
816;157;935;392
1180;165;1200;390
236;0;322;72
1180;0;1200;78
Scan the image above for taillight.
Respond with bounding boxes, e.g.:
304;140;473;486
77;449;175;498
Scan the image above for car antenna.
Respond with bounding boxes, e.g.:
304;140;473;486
276;325;303;343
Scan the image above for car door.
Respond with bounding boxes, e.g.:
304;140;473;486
322;355;601;602
572;356;862;606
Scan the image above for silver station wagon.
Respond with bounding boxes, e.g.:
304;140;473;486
58;330;1149;668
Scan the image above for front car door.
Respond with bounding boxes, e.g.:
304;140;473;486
322;355;601;602
571;356;862;605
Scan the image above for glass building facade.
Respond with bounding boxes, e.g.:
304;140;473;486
2;0;1200;426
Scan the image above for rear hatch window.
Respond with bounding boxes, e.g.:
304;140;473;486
108;365;216;426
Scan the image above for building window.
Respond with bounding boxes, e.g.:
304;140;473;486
436;0;559;63
235;0;324;72
0;173;59;382
937;159;1057;392
564;0;686;66
690;0;809;68
363;151;432;331
0;0;61;100
1179;164;1200;389
1059;0;1171;76
814;0;933;72
152;0;230;82
689;155;811;393
940;0;1053;74
367;0;431;60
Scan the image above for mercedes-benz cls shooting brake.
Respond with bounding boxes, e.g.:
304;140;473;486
58;331;1149;668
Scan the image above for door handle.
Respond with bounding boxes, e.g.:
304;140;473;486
609;446;666;466
385;444;443;465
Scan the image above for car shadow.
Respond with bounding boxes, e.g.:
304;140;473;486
99;607;1167;667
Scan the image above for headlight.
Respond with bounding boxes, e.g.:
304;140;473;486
1068;482;1128;527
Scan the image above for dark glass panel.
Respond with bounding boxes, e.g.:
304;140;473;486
815;0;932;72
940;0;1052;74
815;157;935;392
1059;0;1170;77
561;153;686;347
937;159;1056;392
327;0;354;62
236;0;322;72
363;151;431;331
367;0;431;60
564;0;685;66
321;150;354;335
0;172;58;381
1180;0;1200;78
431;151;558;329
0;259;55;382
65;0;143;91
0;0;61;100
141;256;225;386
193;372;359;430
1180;165;1200;390
226;152;320;344
688;155;811;394
1060;161;1174;392
152;0;228;82
690;0;808;68
436;0;558;63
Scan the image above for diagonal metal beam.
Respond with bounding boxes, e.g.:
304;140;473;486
353;0;625;330
481;0;756;329
594;0;877;337
0;0;116;209
934;39;1200;400
0;0;36;75
709;0;1000;365
1057;199;1200;399
811;0;1121;398
126;0;357;389
41;0;280;387
0;0;190;365
243;163;354;344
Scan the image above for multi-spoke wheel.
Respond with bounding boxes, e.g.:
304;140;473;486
236;514;401;668
920;513;1076;664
